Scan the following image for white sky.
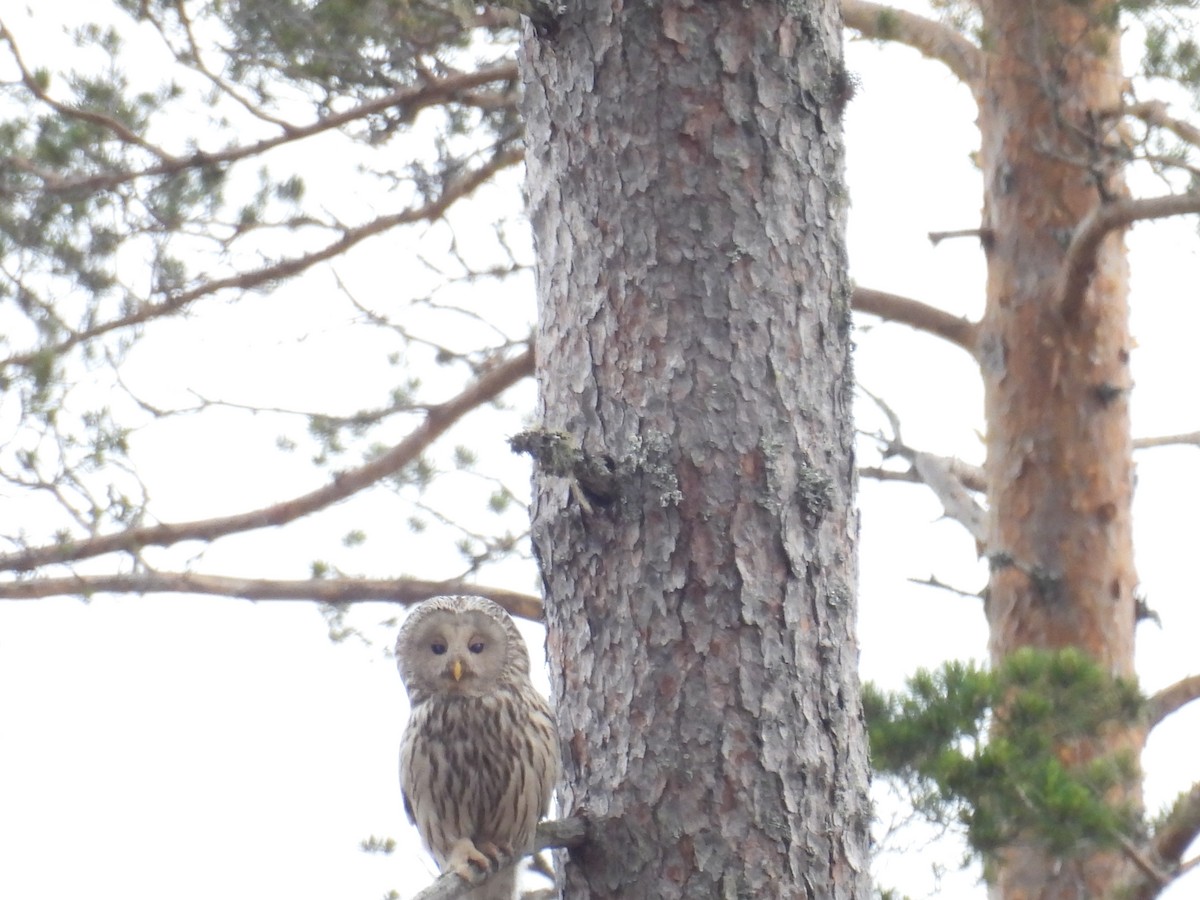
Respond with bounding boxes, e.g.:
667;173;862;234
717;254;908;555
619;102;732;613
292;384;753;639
0;4;1197;899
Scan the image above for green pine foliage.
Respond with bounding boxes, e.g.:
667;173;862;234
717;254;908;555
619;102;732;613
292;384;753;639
864;648;1145;859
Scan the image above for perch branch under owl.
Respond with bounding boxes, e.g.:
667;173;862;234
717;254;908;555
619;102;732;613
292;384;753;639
410;816;588;900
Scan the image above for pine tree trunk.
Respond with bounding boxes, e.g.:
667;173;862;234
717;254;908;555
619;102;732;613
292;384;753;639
520;1;871;896
977;2;1142;896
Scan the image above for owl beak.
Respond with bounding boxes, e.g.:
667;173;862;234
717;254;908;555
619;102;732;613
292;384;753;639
451;659;464;682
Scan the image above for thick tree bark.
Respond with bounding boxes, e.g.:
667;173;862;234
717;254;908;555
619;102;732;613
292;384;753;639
521;1;870;896
977;2;1142;896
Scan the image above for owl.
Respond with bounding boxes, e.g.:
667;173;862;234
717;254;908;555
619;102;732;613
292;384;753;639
396;595;559;900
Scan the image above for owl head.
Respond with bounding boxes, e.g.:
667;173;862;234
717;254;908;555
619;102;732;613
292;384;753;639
395;595;532;703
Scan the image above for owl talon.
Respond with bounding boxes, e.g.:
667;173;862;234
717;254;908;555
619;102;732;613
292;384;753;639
477;840;510;862
447;838;493;880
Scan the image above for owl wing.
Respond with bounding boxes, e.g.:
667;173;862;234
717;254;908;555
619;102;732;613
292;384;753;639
401;785;416;825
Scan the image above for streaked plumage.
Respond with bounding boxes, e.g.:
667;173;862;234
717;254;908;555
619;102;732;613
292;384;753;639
396;595;558;900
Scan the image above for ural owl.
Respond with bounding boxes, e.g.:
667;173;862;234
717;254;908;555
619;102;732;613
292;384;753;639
396;595;559;899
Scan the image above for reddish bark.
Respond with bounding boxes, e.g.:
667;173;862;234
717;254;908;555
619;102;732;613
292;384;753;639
977;2;1142;896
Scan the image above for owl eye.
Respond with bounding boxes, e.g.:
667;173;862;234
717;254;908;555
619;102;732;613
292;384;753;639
468;641;485;654
430;642;447;655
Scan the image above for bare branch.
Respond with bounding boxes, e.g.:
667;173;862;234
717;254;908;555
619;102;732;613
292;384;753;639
841;0;982;90
1135;431;1200;451
928;227;992;246
1147;674;1200;731
911;451;988;543
858;390;988;540
1122;782;1200;900
859;465;921;484
907;574;983;601
1060;194;1200;320
0;146;523;373
1123;100;1200;153
0;347;534;573
412;817;587;900
852;286;980;355
0;572;544;621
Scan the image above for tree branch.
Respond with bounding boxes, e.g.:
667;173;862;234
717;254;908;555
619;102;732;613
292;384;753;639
0;572;544;621
840;0;983;90
0;346;534;573
1122;782;1200;900
858;390;988;541
910;451;988;543
0;146;523;373
1147;674;1200;731
0;21;175;163
1134;431;1200;451
412;817;587;900
3;43;518;196
1060;194;1200;320
1123;100;1200;153
852;286;980;356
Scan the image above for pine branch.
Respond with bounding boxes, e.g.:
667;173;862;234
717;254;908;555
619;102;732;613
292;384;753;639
0;572;544;621
4;48;518;196
1147;674;1200;731
1060;194;1200;320
852;287;980;355
0;21;175;162
840;0;982;90
0;147;523;373
411;817;587;900
0;347;534;573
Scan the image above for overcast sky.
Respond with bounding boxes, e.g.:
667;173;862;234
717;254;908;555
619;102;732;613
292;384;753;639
0;4;1197;899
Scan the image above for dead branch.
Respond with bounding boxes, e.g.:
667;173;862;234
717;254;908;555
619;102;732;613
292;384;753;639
907;574;983;601
1134;431;1200;451
928;227;992;246
412;817;587;900
858;465;921;484
841;0;983;91
1060;194;1200;320
0;572;544;621
0;347;534;573
911;451;988;543
0;146;522;373
852;286;980;356
858;389;988;541
1147;674;1200;731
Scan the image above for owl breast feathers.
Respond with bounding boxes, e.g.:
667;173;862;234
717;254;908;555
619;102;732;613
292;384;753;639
396;595;559;900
